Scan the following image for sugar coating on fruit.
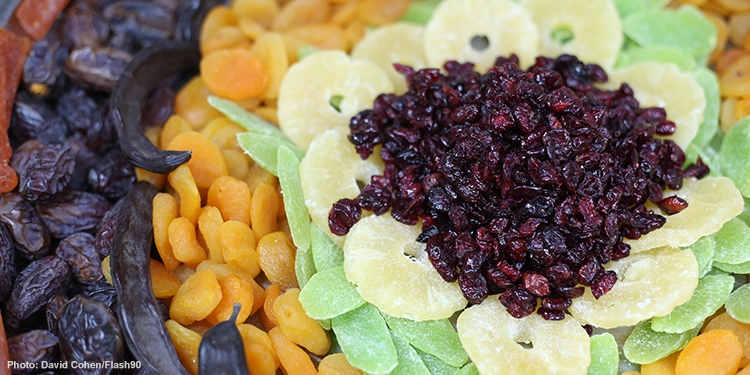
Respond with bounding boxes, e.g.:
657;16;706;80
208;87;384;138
456;296;590;375
343;214;467;321
278;50;393;151
424;0;540;71
351;22;428;95
521;0;622;71
299;128;384;248
604;61;705;149
569;246;698;329
625;176;744;253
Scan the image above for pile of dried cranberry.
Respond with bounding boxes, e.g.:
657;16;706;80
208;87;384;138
329;54;709;320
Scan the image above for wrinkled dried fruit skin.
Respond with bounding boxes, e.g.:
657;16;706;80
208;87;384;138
56;85;104;136
0;224;15;304
35;191;112;239
103;1;175;49
88;149;136;199
336;55;706;319
8;330;59;374
64;46;132;92
22;30;69;95
0;192;50;260
95;200;124;260
63;0;110;50
57;295;125;374
82;280;118;312
10;91;69;144
5;255;71;329
18;143;76;202
56;232;102;284
45;294;69;335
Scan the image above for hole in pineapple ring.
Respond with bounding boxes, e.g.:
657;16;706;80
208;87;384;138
550;25;574;46
470;35;490;52
329;94;345;113
516;341;534;350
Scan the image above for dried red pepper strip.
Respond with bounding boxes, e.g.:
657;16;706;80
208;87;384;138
0;28;30;193
13;0;70;40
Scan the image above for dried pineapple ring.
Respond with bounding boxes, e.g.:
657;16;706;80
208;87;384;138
520;0;622;71
299;128;384;249
351;22;427;95
278;50;393;151
569;246;699;329
626;176;743;253
343;214;467;321
456;296;590;375
603;61;705;149
423;0;540;72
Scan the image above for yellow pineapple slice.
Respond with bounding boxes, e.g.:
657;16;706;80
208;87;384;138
351;22;427;95
569;246;699;329
520;0;622;71
457;296;590;375
626;176;743;253
299;128;384;248
603;61;706;149
343;214;467;321
278;50;393;151
423;0;540;72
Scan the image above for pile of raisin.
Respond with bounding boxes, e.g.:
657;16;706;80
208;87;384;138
330;54;709;320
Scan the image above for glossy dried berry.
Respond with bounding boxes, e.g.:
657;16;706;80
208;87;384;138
17;142;76;201
333;54;705;319
35;191;112;239
8;330;59;374
0;192;50;260
88;149;136;199
55;232;102;285
57;295;125;373
5;255;71;329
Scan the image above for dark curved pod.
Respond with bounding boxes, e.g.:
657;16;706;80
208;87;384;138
110;41;198;174
198;304;250;375
111;181;189;375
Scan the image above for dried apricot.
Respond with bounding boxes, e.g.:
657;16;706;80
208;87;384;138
170;269;223;326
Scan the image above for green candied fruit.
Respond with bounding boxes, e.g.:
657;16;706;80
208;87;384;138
332;303;398;375
299;266;365;320
614;0;668;18
310;222;345;272
208;96;284;137
713;217;750;265
237;132;301;176
714;259;750;274
452;363;479;375
587;333;618;375
416;349;459;375
690;67;721;149
381;314;468;368
726;283;750;324
623;320;700;364
720;118;750;197
622;5;716;62
650;273;734;333
615;47;696;71
688;236;716;277
388;332;431;375
278;146;311;252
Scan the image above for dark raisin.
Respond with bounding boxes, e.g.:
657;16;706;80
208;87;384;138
0;224;15;303
46;294;69;334
55;232;102;285
0;192;50;260
8;330;59;374
5;255;71;329
88;149;136;199
35;191;112;239
328;198;361;236
17;143;76;201
64;46;132;92
57;295;125;373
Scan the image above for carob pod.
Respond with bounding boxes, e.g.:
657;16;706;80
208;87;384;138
174;0;228;42
109;41;197;174
198;304;250;375
111;181;190;375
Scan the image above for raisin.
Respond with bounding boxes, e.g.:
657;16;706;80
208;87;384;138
10;91;69;144
8;330;59;374
0;224;15;303
55;232;102;285
35;191;112;239
17;143;76;202
45;294;69;334
5;255;71;329
88;149;136;199
57;295;125;372
0;192;50;260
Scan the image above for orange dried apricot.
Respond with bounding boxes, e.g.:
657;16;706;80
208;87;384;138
220;220;260;277
675;329;742;375
200;117;245;151
169;217;208;265
198;206;225;262
222;149;251;181
167;165;201;225
704;312;750;368
268;327;318;375
170;269;223;326
261;284;281;330
318;353;364;375
232;0;279;29
641;351;678;375
201;48;269;101
208;175;253;225
720;54;750;97
194;260;265;314
257;231;298;291
286;24;349;51
273;288;330;356
174;76;223;129
250;182;280;239
200;6;239;51
206;274;254;325
272;0;332;31
166;319;202;375
168;131;229;189
153;192;181;271
356;0;409;25
150;259;182;298
201;25;250;56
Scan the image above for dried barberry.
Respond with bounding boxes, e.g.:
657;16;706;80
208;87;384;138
332;55;705;319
